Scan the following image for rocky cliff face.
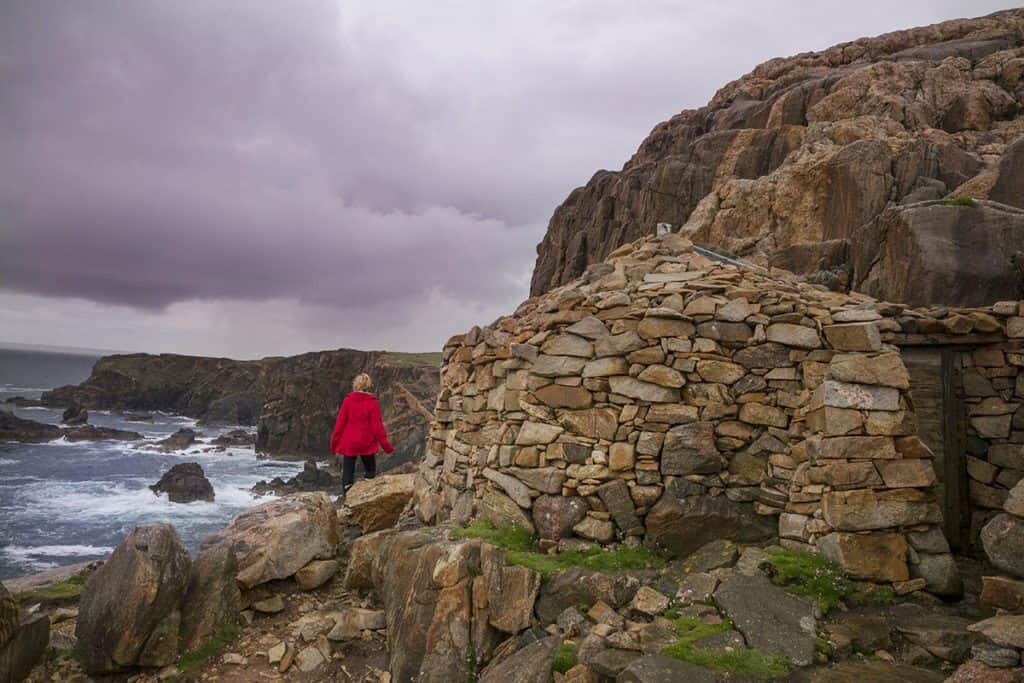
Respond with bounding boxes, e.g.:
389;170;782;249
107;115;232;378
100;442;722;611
531;9;1024;307
42;350;440;463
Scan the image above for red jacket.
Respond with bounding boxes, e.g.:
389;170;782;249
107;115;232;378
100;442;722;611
330;391;394;457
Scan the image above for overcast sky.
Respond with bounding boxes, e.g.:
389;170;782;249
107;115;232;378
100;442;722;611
0;1;1009;358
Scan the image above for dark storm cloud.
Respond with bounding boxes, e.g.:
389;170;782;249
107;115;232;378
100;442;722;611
0;0;1010;354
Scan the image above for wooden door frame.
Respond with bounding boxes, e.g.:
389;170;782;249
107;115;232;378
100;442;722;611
939;348;969;553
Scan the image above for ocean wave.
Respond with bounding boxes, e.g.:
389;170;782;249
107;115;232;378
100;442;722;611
4;544;113;559
0;385;50;392
0;459;17;466
13;475;278;527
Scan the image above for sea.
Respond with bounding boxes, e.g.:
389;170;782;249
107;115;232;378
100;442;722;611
0;348;304;581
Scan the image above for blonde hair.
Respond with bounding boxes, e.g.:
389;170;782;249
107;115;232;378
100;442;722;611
352;373;373;392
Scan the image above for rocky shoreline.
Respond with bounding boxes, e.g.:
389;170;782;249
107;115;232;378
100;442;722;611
3;477;1022;683
37;349;440;463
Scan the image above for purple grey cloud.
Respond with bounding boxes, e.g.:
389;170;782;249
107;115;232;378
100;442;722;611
0;0;1009;356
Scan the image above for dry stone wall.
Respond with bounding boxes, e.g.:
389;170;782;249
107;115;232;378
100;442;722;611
415;230;1024;588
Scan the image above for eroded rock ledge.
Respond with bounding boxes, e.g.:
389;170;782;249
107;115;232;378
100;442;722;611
530;9;1024;308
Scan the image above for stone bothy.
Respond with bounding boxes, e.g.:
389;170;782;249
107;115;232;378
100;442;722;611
414;231;1024;592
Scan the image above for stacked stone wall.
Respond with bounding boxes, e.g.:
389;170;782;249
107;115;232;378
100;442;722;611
414;231;1024;588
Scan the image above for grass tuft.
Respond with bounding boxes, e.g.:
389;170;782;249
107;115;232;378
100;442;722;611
552;643;578;674
943;196;978;207
380;351;444;367
176;625;240;676
761;548;852;613
661;615;793;680
848;584;895;607
451;520;534;551
14;574;88;604
451;520;665;578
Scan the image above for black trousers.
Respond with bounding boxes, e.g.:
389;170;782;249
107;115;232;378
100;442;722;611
340;454;376;491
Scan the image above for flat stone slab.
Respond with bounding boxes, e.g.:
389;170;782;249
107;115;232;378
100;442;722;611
713;572;817;666
788;660;946;682
615;654;718;682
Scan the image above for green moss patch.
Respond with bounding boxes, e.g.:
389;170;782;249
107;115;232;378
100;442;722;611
762;548;853;613
943;196;978;207
451;521;665;578
552;643;577;674
176;625;240;676
452;520;534;551
848;583;895;607
14;574;88;605
661;615;793;680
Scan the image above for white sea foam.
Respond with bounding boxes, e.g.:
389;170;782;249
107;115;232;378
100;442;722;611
2;544;112;571
0;459;17;466
4;544;113;559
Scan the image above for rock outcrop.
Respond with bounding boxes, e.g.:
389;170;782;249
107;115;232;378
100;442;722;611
252;460;343;496
154;428;201;452
530;9;1024;308
0;411;142;444
0;411;61;443
150;462;215;503
61;425;143;442
344;473;416;533
75;524;191;673
41;349;440;463
343;528;544;681
201;492;339;589
60;402;87;425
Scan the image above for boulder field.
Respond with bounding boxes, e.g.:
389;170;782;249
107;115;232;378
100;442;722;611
530;9;1024;309
2;470;1023;681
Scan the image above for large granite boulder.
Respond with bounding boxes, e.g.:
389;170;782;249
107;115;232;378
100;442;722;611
645;494;775;556
343;528;545;681
201;492;339;588
150;462;215;503
981;513;1024;578
344;473;416;533
529;9;1024;309
532;494;588;541
179;544;241;653
0;582;50;683
75;524;191;673
853;201;1024;307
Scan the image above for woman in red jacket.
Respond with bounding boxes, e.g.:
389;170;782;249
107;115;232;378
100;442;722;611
330;373;394;494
